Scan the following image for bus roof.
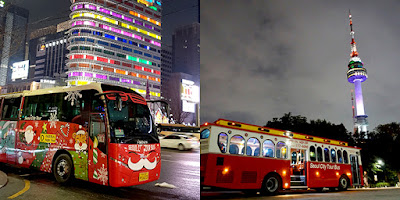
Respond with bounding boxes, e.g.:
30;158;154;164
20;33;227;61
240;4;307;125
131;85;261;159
206;119;351;147
0;82;104;98
0;83;147;99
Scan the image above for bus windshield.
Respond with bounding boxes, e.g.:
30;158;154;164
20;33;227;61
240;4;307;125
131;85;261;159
106;94;158;144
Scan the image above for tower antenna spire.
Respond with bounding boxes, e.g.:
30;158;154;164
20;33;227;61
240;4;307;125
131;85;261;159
346;11;368;137
349;10;358;57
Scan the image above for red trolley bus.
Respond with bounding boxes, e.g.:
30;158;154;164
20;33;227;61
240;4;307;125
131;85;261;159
200;119;363;194
0;83;160;187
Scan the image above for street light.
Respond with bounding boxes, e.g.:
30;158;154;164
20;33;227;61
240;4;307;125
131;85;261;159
378;160;384;165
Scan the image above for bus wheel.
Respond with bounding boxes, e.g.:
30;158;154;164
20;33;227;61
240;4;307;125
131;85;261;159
261;174;281;195
338;176;349;191
178;144;185;151
53;154;73;184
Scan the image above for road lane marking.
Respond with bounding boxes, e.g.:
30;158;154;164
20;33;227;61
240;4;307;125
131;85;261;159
8;180;30;199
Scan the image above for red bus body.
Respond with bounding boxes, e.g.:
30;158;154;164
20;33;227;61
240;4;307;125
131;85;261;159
201;119;363;192
0;83;160;187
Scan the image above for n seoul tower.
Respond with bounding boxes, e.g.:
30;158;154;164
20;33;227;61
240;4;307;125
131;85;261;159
346;11;368;134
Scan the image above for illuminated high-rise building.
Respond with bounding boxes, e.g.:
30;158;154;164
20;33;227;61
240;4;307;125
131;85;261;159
67;0;162;99
0;4;29;85
346;11;368;134
172;23;200;84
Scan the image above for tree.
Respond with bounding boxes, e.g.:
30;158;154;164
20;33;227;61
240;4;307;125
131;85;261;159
265;112;353;143
360;123;400;184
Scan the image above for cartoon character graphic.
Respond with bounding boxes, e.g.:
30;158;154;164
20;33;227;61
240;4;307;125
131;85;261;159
24;125;35;144
73;127;88;153
127;145;158;171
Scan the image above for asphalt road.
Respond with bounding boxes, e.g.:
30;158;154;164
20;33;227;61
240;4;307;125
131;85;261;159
0;148;199;200
202;187;400;200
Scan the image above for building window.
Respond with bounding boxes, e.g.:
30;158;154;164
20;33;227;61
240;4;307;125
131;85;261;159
110;43;121;49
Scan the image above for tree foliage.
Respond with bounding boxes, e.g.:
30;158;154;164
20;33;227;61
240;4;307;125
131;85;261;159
266;113;400;184
266;112;353;143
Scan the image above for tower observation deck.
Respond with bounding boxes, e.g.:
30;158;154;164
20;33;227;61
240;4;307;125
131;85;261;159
346;11;368;134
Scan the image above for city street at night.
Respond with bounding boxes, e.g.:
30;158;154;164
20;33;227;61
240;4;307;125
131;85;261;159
202;187;400;200
0;148;199;200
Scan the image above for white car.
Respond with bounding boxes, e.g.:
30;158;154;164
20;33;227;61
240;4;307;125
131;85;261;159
160;134;200;150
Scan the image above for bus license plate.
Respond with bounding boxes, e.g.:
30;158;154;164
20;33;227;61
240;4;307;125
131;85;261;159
139;172;149;182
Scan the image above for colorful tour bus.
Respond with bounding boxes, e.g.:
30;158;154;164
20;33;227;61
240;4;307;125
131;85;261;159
200;119;363;194
0;83;160;187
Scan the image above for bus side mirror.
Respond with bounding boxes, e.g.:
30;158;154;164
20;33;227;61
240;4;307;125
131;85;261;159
115;95;122;111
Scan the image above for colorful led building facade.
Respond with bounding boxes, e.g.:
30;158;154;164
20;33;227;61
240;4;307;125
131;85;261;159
67;0;162;98
346;12;368;134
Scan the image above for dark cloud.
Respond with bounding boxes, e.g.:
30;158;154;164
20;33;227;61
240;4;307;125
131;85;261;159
201;0;400;132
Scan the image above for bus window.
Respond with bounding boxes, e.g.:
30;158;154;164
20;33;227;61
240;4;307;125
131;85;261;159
317;147;323;162
343;150;349;164
263;140;274;157
2;98;21;120
337;150;343;163
331;149;336;162
229;135;244;155
310;146;316;161
291;151;297;164
276;142;287;159
218;132;228;153
201;129;210;139
324;148;330;162
22;93;88;125
246;137;260;156
90;113;106;153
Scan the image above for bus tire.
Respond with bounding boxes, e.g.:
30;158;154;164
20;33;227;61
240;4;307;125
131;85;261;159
338;175;349;191
261;174;281;195
178;144;185;151
53;153;74;184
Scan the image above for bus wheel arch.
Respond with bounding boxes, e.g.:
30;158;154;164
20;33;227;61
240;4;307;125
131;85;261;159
178;143;185;151
338;175;349;191
52;150;74;184
260;172;282;195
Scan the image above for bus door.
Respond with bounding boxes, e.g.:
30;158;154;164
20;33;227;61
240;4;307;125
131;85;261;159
88;111;108;185
4;122;17;164
1;97;21;165
290;148;307;188
350;154;361;185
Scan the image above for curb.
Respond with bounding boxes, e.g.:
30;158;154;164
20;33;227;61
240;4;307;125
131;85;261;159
0;170;7;189
349;186;400;190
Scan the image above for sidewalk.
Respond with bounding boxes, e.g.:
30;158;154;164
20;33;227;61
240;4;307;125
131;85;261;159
0;170;7;189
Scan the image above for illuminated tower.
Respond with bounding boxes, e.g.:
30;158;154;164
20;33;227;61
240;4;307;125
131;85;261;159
66;0;162;99
346;11;368;134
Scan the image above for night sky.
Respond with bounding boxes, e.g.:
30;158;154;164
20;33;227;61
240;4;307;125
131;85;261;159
12;0;198;45
201;0;400;132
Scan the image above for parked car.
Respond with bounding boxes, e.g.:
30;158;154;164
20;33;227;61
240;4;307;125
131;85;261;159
160;134;200;150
